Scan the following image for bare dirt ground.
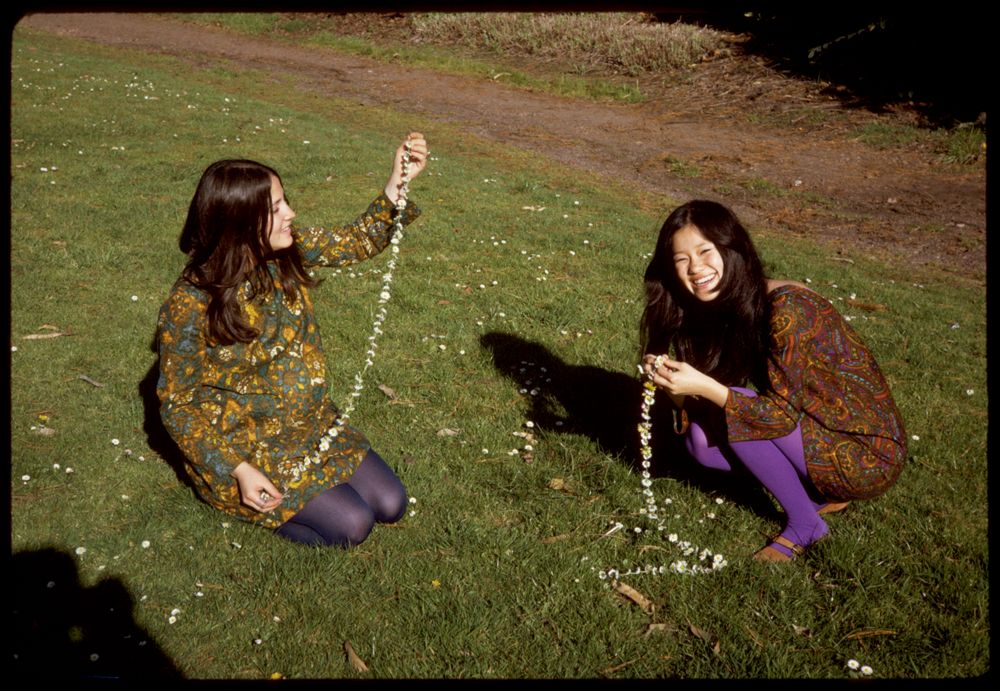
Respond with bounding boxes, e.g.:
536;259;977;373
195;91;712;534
18;12;986;286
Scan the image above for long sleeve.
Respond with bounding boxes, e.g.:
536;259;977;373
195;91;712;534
725;286;904;449
294;193;421;268
724;289;822;442
156;283;251;481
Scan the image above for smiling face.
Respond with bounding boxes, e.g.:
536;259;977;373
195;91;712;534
672;224;724;301
266;174;296;252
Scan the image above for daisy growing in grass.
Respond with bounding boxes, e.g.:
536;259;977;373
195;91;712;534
156;133;428;548
639;200;906;562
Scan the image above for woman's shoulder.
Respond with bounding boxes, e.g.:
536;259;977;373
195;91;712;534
766;280;830;306
766;278;811;294
766;280;839;327
160;277;209;317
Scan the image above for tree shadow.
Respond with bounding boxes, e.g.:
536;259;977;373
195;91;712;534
479;331;777;517
12;547;183;680
137;334;196;492
655;6;987;126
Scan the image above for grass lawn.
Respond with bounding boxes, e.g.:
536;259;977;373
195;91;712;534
9;22;988;680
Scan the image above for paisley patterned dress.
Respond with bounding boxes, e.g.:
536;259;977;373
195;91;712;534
156;193;420;529
724;285;907;500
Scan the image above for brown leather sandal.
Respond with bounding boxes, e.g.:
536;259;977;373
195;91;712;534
753;535;806;562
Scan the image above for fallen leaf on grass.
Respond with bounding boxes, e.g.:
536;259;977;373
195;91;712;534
377;384;398;400
22;329;72;340
689;623;710;641
521;205;546;212
744;625;765;648
547;477;575;494
643;622;677;638
344;641;369;673
78;374;105;388
792;624;811;637
844;628;897;640
600;657;639;677
846;298;887;312
540;533;571;544
612;580;654;614
689;622;721;654
436;428;461;437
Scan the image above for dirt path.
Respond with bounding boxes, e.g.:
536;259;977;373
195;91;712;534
18;12;985;285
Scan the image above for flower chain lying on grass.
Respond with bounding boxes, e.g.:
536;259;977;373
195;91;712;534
278;141;412;488
597;356;728;578
508;356;726;577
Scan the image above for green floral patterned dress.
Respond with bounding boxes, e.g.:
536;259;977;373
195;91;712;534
156;193;420;529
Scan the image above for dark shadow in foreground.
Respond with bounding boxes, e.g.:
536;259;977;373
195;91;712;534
12;547;183;680
479;331;778;518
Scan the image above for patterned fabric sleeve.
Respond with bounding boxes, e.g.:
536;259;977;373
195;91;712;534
724;289;817;441
294;193;421;268
156;284;248;481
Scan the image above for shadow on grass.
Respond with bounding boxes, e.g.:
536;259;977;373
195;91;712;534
12;547;183;680
479;331;777;518
137;335;197;492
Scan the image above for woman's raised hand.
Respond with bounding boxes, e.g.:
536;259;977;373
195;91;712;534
384;132;429;203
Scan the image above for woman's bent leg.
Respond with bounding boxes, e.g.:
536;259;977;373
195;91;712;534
725;435;829;556
275;484;375;548
274;449;406;547
346;449;408;524
721;389;826;556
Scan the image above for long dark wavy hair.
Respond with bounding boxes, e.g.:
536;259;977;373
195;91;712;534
639;200;772;391
178;159;316;346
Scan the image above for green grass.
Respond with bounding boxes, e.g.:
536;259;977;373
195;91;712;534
854;120;986;164
10;26;988;680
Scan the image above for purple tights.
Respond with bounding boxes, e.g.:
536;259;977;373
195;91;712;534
274;449;407;548
685;388;828;556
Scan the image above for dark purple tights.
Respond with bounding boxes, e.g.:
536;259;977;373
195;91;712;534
685;387;829;557
274;449;407;548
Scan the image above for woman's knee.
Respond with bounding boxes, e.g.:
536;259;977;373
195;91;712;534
281;484;377;547
338;509;376;546
378;483;408;524
685;421;733;472
351;449;408;523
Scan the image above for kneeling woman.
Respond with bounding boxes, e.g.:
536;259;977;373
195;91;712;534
640;200;906;561
156;134;428;547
